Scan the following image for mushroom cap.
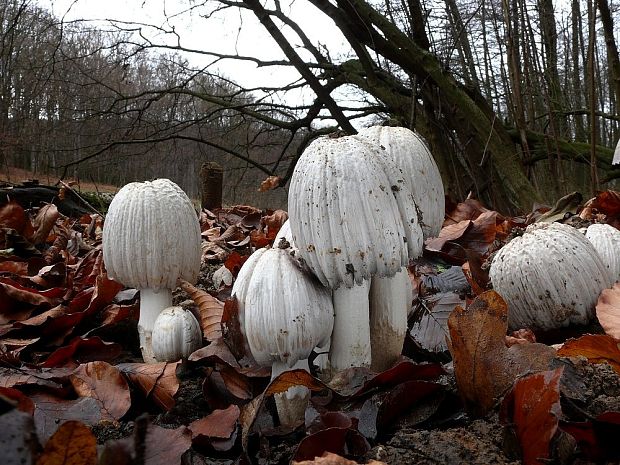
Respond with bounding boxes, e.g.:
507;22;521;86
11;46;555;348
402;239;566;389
232;247;334;368
152;306;203;362
489;222;613;330
358;126;445;239
103;178;201;291
288;135;423;289
585;223;620;281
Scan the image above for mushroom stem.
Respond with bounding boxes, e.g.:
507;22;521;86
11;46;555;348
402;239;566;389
138;288;173;363
328;280;371;372
369;268;412;372
272;359;310;427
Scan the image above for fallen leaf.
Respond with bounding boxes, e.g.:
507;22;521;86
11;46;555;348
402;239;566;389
189;404;240;451
43;337;122;368
0;386;35;414
36;420;97;465
560;411;620;461
0;201;34;239
258;175;281;192
596;283;620;339
180;280;223;341
70;362;131;421
117;362;180;410
31;204;60;245
410;292;465;352
31;393;102;442
556;334;620;374
0;408;40;465
293;427;369;463
443;199;492;226
448;290;556;416
500;368;563;465
266;369;327;396
223;251;248;276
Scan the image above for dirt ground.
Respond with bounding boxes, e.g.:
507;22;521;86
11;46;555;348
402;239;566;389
0;166;119;193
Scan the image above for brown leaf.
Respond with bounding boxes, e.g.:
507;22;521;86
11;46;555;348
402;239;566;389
443;199;492;226
31;204;60;245
0;386;35;414
143;424;192;465
0;366;72;390
258;175;281;192
117;362;180;410
188;338;240;367
224;251;248;276
36;420;97;465
0;260;29;275
31;393;102;442
189;404;240;451
293;452;387;465
596;283;620;339
70;362;131;421
556;334;620;374
0;201;34;239
43;337;122;368
180;280;223;341
425;220;472;252
448;290;556;416
500;368;563;465
265;369;326;396
0;408;40;465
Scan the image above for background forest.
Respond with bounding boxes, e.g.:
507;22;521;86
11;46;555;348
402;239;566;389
1;0;620;211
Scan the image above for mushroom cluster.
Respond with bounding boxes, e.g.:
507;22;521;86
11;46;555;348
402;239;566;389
102;178;202;363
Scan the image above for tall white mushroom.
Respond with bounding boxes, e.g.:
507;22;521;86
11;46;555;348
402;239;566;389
103;179;201;363
288;135;423;374
232;244;334;427
358;125;445;239
358;126;442;370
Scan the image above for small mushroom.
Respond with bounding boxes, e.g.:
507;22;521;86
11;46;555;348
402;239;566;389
152;306;202;362
232;244;334;427
103;179;201;362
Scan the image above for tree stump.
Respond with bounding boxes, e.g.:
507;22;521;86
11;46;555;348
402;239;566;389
200;162;223;210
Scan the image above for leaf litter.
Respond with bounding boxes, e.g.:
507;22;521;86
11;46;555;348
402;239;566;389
0;191;620;464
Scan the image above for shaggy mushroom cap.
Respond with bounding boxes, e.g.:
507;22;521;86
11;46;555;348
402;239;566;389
103;178;201;290
288;135;423;290
232;246;334;367
358;126;445;239
490;222;613;331
152;306;203;362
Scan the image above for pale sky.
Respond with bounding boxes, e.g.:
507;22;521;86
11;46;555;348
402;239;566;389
43;0;350;92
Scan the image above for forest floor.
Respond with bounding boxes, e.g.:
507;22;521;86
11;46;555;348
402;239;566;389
0;165;119;193
1;177;620;465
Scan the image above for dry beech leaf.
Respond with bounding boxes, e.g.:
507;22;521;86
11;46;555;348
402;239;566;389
443;199;492;226
448;290;556;416
69;362;131;421
180;280;223;341
43;337;122;368
0;201;35;239
500;368;563;465
31;393;102;442
0;386;35;414
293;452;387;465
596;283;620;339
556;334;620;374
36;420;97;465
266;369;327;396
258;175;281;192
117;362;180;410
189;404;240;450
0;409;40;465
31;204;60;245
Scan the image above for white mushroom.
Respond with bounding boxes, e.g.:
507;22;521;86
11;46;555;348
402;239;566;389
584;223;620;282
103;179;201;362
288;135;423;374
358;125;445;239
489;222;613;331
152;306;203;362
232;245;334;427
